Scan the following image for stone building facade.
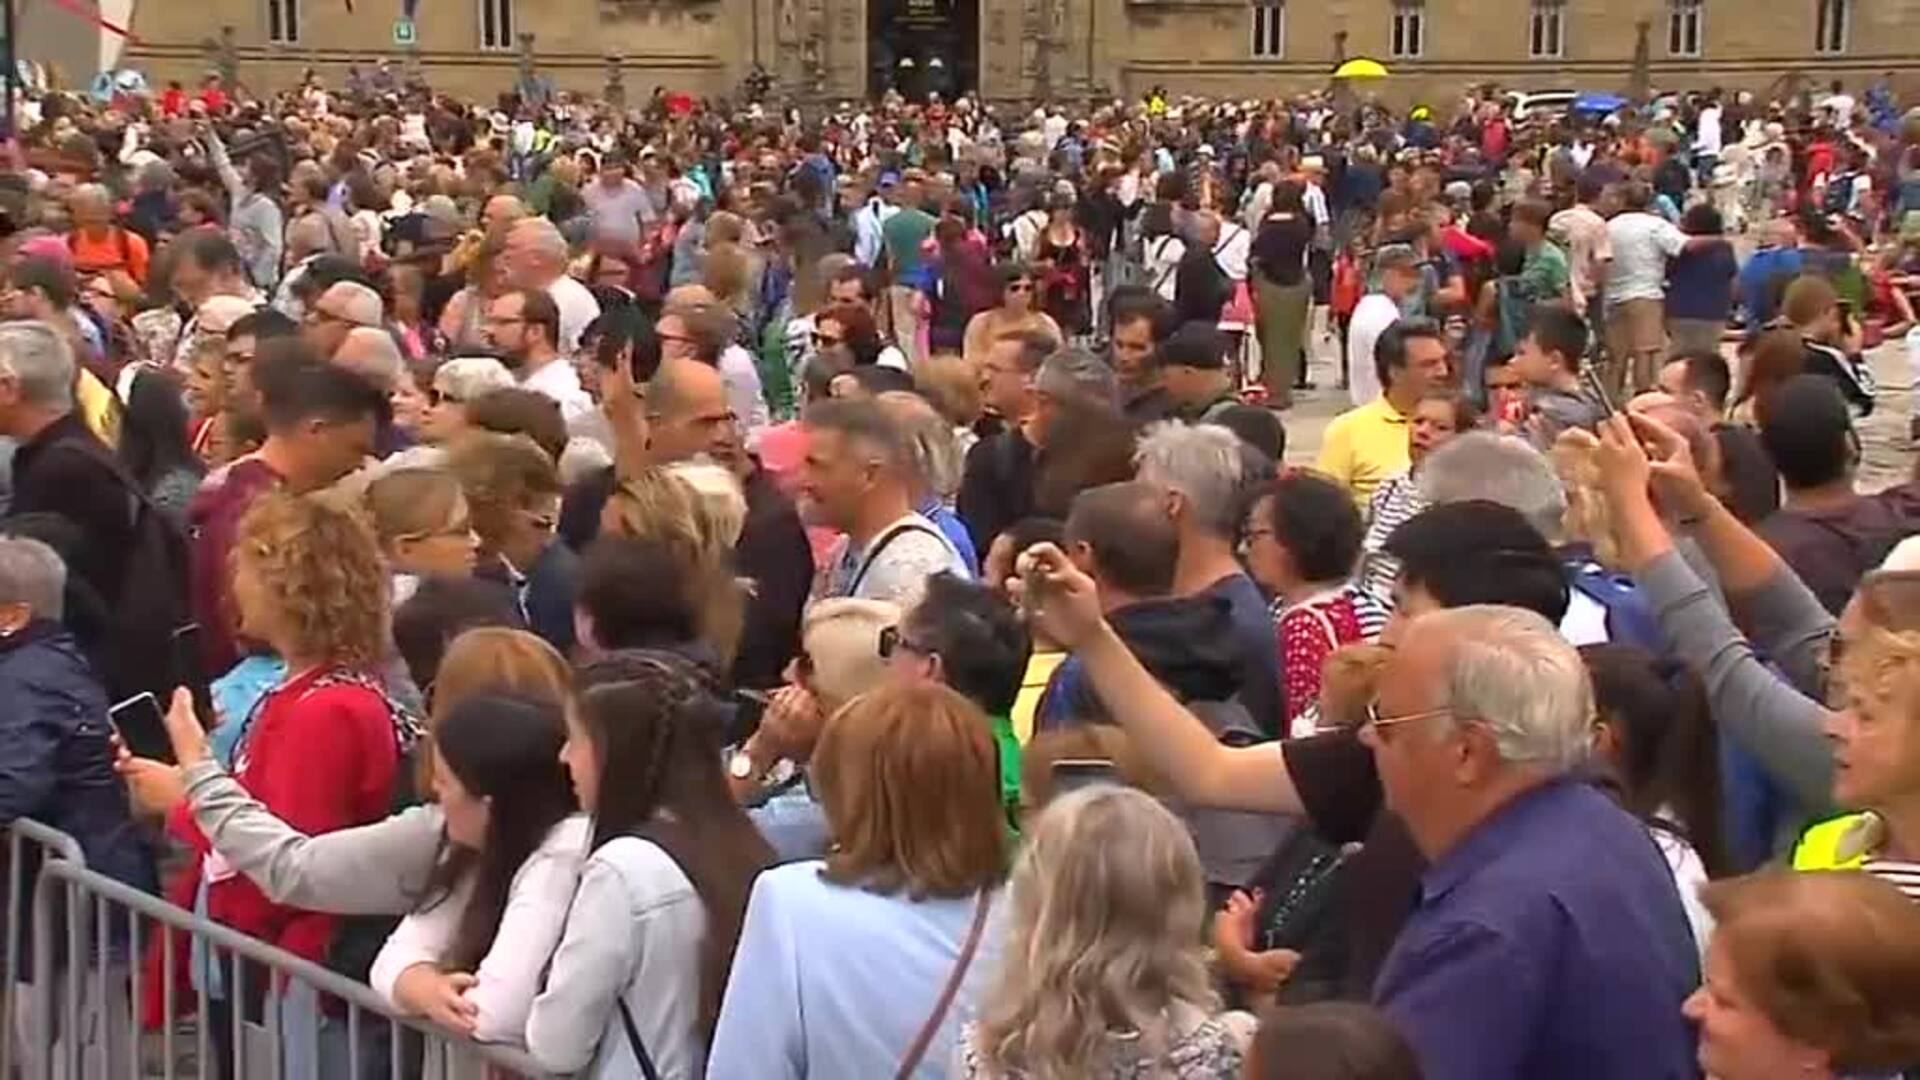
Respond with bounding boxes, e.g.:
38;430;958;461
122;0;1915;106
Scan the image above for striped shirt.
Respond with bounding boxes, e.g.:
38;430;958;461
1358;471;1428;606
1863;858;1920;903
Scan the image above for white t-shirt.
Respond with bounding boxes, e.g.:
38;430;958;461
820;513;971;609
1694;106;1724;156
719;343;772;445
1603;212;1689;305
546;275;602;356
520;356;597;431
1346;293;1401;407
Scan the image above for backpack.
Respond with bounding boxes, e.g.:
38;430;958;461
1565;558;1668;654
65;439;193;756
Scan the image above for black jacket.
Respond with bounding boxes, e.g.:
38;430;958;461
0;621;157;974
957;427;1036;556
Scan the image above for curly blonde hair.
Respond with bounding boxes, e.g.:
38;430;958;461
972;785;1218;1080
230;492;388;668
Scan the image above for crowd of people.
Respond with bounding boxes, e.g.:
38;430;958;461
1;63;1919;1080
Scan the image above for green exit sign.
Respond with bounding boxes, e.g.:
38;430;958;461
392;18;416;45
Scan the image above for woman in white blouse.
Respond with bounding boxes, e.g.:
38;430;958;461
525;651;774;1079
371;693;584;1046
707;682;1010;1079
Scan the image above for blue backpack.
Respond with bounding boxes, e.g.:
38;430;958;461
1565;557;1669;654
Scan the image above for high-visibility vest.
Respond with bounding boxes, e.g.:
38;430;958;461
1789;812;1876;871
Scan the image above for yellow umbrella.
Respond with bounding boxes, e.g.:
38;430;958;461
1332;57;1391;80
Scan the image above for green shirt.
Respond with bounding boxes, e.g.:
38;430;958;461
1521;240;1571;303
991;711;1023;835
881;206;936;276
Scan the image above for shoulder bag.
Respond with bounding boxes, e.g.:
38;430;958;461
895;889;994;1079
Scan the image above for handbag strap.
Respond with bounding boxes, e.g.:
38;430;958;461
895;889;994;1080
617;999;662;1080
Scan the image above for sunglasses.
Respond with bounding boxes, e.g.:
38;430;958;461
876;625;928;660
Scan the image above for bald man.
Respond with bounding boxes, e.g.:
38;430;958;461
334;326;405;392
502;217;599;354
303;281;383;359
658;285;770;440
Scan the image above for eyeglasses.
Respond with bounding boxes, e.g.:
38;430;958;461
877;625;930;660
1360;702;1455;738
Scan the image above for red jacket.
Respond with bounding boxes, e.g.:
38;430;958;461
146;668;400;1024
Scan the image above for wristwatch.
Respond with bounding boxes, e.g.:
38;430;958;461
728;749;758;780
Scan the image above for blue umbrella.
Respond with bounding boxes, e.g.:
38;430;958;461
1572;91;1627;115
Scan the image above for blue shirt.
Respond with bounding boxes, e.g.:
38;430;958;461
1739;247;1803;327
1202;572;1283;737
1375;779;1699;1080
919;498;980;575
1665;238;1738;322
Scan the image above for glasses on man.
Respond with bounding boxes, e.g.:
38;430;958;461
1359;702;1455;739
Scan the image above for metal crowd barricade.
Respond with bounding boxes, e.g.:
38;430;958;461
6;820;552;1080
2;819;89;1080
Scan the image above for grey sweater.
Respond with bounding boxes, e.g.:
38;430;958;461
1635;551;1836;814
182;760;442;916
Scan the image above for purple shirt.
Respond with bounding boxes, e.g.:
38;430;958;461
1375;779;1699;1080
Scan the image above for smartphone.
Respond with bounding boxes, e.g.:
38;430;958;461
108;692;167;758
171;623;216;733
1050;759;1120;795
727;688;771;747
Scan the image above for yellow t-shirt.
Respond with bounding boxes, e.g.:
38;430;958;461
75;366;122;449
1010;649;1068;745
1315;397;1411;504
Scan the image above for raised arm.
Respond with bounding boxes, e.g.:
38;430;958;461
1018;544;1303;816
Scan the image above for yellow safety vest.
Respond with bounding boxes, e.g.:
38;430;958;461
1789;812;1876;871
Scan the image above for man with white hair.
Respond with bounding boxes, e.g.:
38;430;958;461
67;183;150;287
1134;420;1282;734
1366;605;1697;1077
0;321;189;708
1419;430;1677;650
501;217;600;354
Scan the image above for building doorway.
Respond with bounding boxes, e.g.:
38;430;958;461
867;0;977;99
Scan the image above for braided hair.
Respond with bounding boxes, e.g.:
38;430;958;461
573;651;775;1037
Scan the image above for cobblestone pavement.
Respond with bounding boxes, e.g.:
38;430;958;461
1277;326;1916;494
